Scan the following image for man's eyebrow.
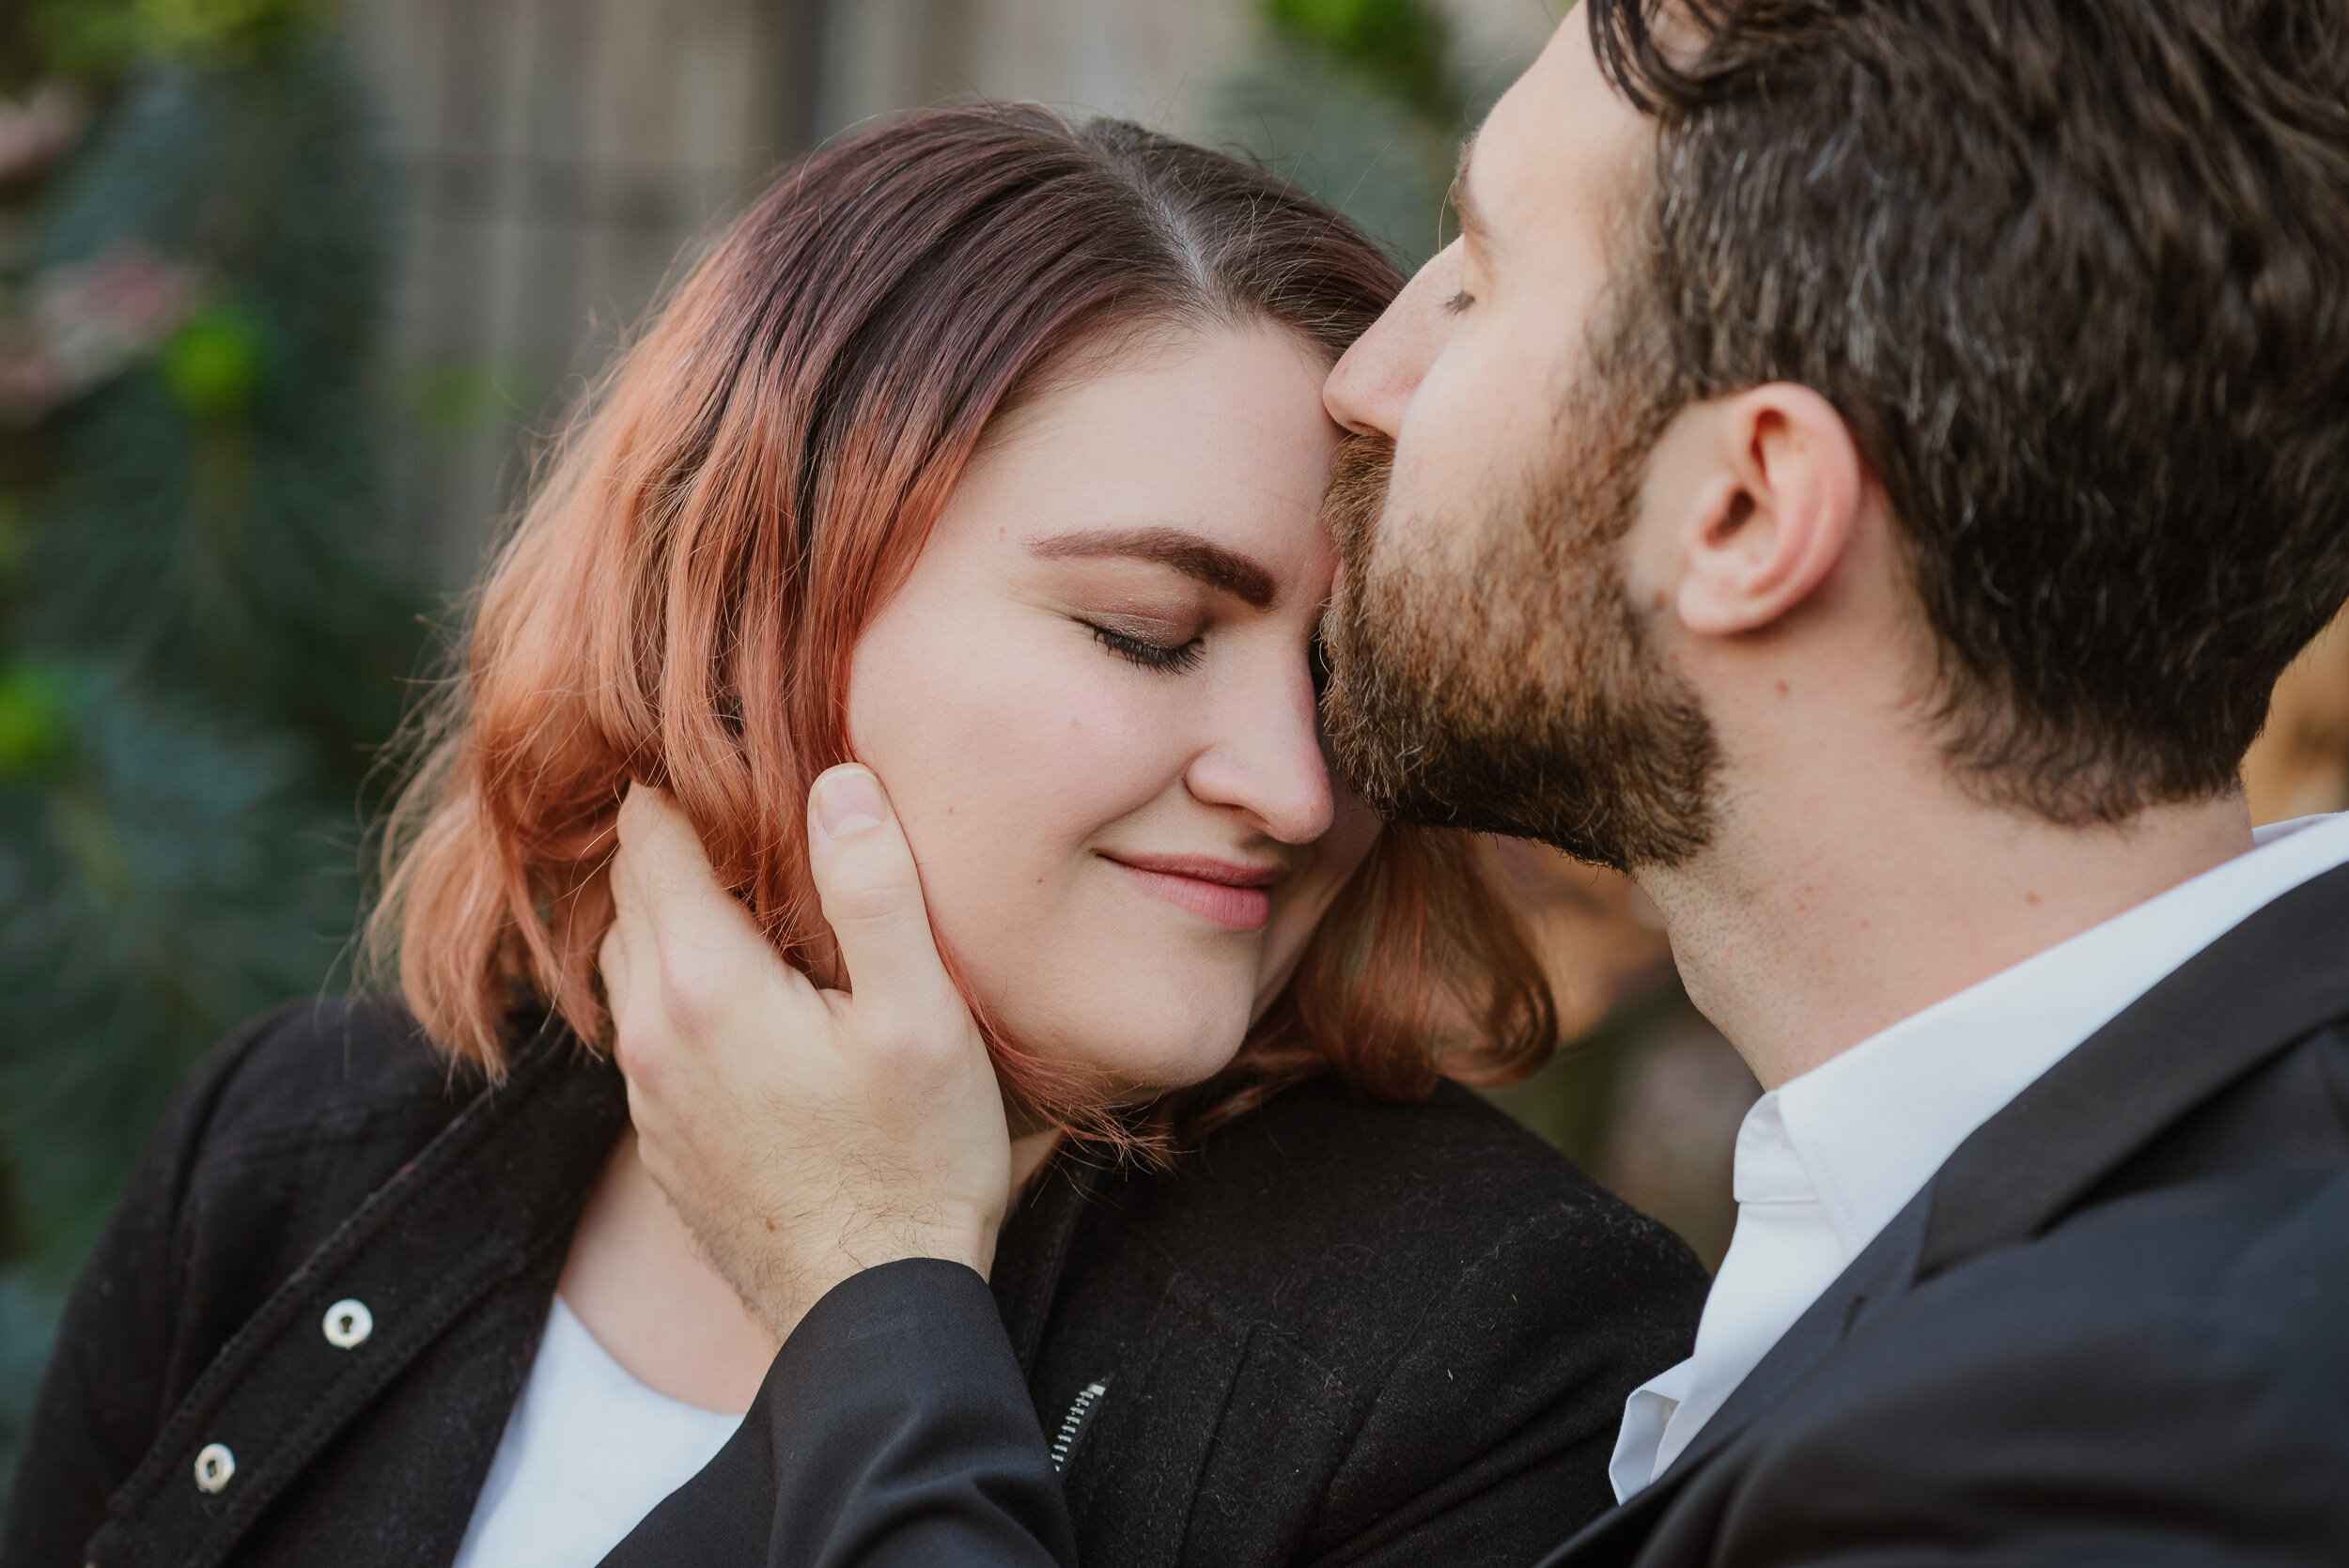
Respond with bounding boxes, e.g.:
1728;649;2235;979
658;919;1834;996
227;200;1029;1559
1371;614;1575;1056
1031;528;1277;609
1448;133;1487;245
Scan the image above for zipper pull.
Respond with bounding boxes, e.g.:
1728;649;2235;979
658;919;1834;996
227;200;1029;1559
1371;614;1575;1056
1050;1378;1110;1473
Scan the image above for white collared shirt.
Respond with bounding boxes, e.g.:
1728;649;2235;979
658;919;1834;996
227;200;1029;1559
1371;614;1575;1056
1609;810;2349;1500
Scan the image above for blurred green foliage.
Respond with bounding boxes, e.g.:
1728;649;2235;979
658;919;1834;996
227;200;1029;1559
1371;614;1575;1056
135;0;326;61
1220;0;1484;272
1266;0;1461;125
12;0;322;85
160;302;268;419
0;2;420;1512
407;360;528;436
0;664;74;780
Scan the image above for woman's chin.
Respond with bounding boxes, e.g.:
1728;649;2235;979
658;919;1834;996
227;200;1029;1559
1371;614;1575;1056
1014;1024;1250;1106
975;964;1259;1104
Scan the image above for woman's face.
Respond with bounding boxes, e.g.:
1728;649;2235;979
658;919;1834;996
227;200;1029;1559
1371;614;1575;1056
848;323;1382;1100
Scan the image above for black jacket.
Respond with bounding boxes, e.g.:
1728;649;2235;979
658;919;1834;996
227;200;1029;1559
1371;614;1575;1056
1;999;1707;1568
600;862;2349;1567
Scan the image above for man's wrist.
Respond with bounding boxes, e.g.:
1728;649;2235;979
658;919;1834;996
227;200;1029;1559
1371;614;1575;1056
850;1209;999;1287
738;1211;998;1339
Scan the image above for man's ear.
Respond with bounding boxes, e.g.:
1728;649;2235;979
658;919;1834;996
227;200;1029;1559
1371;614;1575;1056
1671;384;1863;637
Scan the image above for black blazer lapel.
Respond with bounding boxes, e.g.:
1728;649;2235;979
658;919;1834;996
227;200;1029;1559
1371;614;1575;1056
1681;854;2349;1460
1534;1193;1932;1568
1920;857;2349;1277
1673;1191;1928;1472
1543;856;2349;1568
1697;852;2349;1461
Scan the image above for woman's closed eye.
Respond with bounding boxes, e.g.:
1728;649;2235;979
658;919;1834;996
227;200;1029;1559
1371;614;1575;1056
1086;620;1206;675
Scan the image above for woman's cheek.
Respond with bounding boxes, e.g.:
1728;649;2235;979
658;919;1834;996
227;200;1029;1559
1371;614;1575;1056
854;623;1172;929
961;630;1186;821
1251;805;1383;1018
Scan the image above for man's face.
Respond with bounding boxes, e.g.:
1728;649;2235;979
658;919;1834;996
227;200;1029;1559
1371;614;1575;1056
1319;18;1720;871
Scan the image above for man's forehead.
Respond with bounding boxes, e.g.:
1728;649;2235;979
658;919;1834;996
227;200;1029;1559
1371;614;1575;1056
1466;17;1650;248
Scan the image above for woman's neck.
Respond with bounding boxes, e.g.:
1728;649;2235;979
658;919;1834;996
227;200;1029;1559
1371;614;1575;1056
1009;1120;1065;1189
558;1128;779;1413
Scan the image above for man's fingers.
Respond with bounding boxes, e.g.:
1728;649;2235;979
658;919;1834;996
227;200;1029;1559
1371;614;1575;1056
806;765;967;1045
610;781;820;1043
614;781;765;953
601;846;664;1080
615;784;734;908
598;922;630;1021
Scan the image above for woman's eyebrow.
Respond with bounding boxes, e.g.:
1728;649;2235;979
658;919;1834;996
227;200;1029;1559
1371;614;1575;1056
1031;527;1277;609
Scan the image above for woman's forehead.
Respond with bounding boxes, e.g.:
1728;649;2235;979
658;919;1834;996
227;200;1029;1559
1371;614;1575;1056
947;324;1342;576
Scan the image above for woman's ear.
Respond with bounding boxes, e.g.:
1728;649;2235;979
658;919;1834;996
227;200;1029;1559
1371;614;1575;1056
1670;383;1864;638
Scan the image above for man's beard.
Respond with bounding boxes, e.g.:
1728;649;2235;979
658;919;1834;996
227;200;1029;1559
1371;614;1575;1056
1318;379;1721;873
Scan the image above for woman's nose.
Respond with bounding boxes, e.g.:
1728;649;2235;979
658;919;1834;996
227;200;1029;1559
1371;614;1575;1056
1183;660;1336;846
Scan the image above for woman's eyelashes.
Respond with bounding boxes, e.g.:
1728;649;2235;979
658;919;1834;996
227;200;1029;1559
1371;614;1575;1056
1086;620;1206;675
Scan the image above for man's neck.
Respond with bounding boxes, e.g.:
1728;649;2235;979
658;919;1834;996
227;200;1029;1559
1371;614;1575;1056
1641;764;2255;1093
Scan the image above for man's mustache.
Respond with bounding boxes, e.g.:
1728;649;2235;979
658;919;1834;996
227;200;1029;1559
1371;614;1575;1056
1321;431;1395;564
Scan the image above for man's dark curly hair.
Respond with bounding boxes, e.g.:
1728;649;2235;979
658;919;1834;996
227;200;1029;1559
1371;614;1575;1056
1584;0;2349;823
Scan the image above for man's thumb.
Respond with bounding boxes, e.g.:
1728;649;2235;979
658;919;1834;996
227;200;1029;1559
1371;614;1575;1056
806;766;962;1035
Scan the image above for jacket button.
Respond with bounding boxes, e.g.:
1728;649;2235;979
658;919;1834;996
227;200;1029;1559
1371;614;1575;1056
322;1298;373;1349
194;1443;235;1493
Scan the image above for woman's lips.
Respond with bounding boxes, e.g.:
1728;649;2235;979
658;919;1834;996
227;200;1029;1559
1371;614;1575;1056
1101;852;1287;932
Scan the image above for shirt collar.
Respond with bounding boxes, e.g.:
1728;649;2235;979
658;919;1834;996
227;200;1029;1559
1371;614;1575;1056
1766;810;2349;1256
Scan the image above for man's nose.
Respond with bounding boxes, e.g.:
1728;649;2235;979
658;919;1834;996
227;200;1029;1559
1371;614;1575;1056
1324;240;1465;440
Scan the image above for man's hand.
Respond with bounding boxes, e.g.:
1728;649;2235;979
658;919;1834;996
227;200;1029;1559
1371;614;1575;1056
599;768;1012;1340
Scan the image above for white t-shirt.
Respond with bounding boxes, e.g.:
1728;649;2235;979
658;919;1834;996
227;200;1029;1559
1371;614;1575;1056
452;1296;744;1568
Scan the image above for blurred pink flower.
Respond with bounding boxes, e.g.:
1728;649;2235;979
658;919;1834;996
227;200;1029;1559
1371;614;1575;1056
1;249;203;424
0;83;89;188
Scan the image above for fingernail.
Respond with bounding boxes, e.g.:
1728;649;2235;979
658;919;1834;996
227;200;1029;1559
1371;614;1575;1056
812;767;886;842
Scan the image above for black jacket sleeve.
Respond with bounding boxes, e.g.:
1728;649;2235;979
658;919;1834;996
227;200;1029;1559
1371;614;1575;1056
602;1259;1078;1568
